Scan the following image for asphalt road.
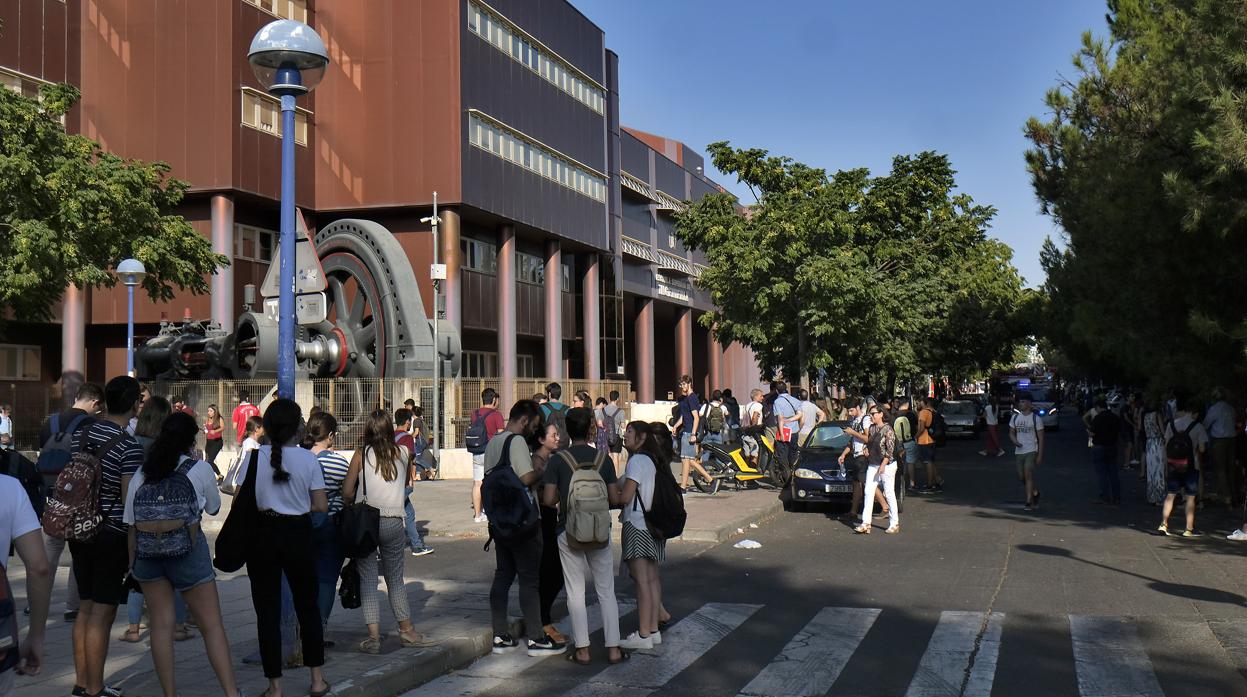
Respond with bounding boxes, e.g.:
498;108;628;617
400;412;1247;697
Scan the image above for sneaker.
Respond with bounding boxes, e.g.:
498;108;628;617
473;514;488;523
527;634;566;656
1182;529;1202;538
410;546;435;557
1024;503;1033;511
978;450;988;456
618;631;653;651
650;630;662;646
1157;524;1170;536
492;633;518;654
1227;529;1247;541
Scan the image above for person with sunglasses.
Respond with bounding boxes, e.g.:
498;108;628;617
853;406;900;534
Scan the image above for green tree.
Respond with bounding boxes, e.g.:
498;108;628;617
0;83;226;323
676;144;1024;392
1025;0;1247;393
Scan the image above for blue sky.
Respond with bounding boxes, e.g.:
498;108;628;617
577;0;1110;287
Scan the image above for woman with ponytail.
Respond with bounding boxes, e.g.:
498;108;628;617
243;399;330;697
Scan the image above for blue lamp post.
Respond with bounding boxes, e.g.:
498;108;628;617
118;258;146;377
248;19;329;398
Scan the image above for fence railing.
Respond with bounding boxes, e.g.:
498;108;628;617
4;377;633;451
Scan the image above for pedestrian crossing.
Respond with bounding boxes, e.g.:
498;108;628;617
402;604;1247;697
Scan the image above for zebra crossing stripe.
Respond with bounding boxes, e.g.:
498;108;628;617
570;602;762;697
1069;616;1164;697
737;607;881;697
399;600;636;697
905;611;1004;697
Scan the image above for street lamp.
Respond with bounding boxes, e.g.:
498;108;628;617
248;19;329;398
118;258;146;377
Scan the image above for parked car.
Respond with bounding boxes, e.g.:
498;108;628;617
786;422;905;513
938;400;979;437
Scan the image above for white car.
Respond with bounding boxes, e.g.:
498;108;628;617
1026;386;1060;430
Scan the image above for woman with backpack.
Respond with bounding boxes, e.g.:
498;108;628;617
616;421;670;651
122;411;241;697
242;399;331;697
530;420;569;646
342;409;428;653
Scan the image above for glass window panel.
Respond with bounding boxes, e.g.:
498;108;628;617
259;231;274;262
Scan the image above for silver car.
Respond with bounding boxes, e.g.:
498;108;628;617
939;400;979;437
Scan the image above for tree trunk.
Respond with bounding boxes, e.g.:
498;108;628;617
886;371;897;400
796;317;810;394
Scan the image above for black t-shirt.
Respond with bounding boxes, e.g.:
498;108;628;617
541;444;618;532
1091;410;1120;447
38;408;94;448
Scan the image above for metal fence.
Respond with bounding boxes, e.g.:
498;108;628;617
4;377;632;450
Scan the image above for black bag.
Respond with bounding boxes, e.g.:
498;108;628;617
637;455;687;541
465;408;490;456
1165;420;1199;473
604;406;623;450
543;403;571;445
337;447;381;558
2;450;46;519
927;409;947;447
213;450;259;573
481;434;541;548
338;559;362;610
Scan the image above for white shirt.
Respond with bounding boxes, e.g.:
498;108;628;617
621;452;657;529
799;401;819;436
0;476;40;569
356;445;410;518
850;413;870;456
745;401;764;426
245;445;326;515
984;404;999;426
1204;401;1236;439
122;457;222;525
1011;410;1044;454
0;413;11;449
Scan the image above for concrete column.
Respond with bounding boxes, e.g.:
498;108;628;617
708;330;722;394
543;239;562;380
635;296;654;403
61;284;86;379
676;306;693;381
441;208;462;334
498;225;517;410
582;254;601;381
210;194;235;330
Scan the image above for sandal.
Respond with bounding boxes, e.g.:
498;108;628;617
309;683;332;697
359;636;381;654
853;525;871;534
608;648;632;665
399;630;434;647
119;627;142;643
885;525;901;534
565;649;592;666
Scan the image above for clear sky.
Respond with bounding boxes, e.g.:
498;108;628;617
576;0;1110;287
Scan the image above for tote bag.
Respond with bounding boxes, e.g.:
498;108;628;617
213;450;259;572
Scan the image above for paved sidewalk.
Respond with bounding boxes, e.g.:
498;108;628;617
11;477;778;697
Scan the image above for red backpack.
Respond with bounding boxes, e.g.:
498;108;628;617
42;430;128;542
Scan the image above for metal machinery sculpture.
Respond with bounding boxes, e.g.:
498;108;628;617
135;219;460;383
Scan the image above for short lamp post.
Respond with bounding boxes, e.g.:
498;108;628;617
118;258;146;377
248;19;329;399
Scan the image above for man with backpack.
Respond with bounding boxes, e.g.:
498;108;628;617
698;390;730;465
1088;397;1122;506
540;407;626;665
56;376;144;697
916;397;943;491
541;382;571;446
1;471;53;696
482;399;564;657
1159;397;1209;537
467;388;506;523
1009;393;1045;511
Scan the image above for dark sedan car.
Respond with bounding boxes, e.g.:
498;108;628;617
785;421;906;513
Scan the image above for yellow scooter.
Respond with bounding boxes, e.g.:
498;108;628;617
698;425;786;491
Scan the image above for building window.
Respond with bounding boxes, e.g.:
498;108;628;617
517;252;544;285
462;350;498;378
243;0;308;23
562;264;572;293
460;238;498;275
518;354;535;378
235;224;277;263
241;88;311;146
468;111;606;203
466;0;605;115
0;344;40;381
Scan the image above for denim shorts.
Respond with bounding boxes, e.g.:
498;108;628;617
1166;468;1199;496
132;530;215;592
680;433;697;459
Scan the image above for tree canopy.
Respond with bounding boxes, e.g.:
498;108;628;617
675;144;1025;392
1026;0;1247;394
0;83;226;323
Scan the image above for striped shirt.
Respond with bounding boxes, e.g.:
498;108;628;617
316;449;351;514
70;419;144;535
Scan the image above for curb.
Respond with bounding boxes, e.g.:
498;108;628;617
678;498;785;543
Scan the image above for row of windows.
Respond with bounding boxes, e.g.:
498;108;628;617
462;351;536;379
241;88;310;146
461;238;498;275
468;112;606;202
517;252;544;286
243;0;308;23
1;67;65;125
235;224;276;263
467;1;605;115
0;344;40;381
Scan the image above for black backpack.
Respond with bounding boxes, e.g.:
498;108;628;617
927;409;947;446
635;454;686;541
36;412;91;491
481;434;540;547
2;450;46;519
1165;420;1198;473
543;403;571;445
465;408;490;456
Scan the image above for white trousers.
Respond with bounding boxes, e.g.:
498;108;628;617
862;463;900;529
556;532;620;648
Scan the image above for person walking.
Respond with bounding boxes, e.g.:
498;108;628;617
1009;393;1045;510
673;376;713;490
531;419;568;646
202;405;225;479
240;399;330;697
393;409;434;557
469;389;506;523
840;401;890;525
854;405;900;534
979;396;1002;457
484;400;564;657
1159;397;1209;537
304;412;349;631
698;390;731;463
617;422;668;651
541;408;627;665
122;412;241;697
230;390;259;446
1204;388;1239;507
343;410;429;653
1088;397;1122;504
1143;400;1166;505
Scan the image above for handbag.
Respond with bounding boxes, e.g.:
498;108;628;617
337;447;381;558
218;447;249;496
338;559;362;610
213;450;259;572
